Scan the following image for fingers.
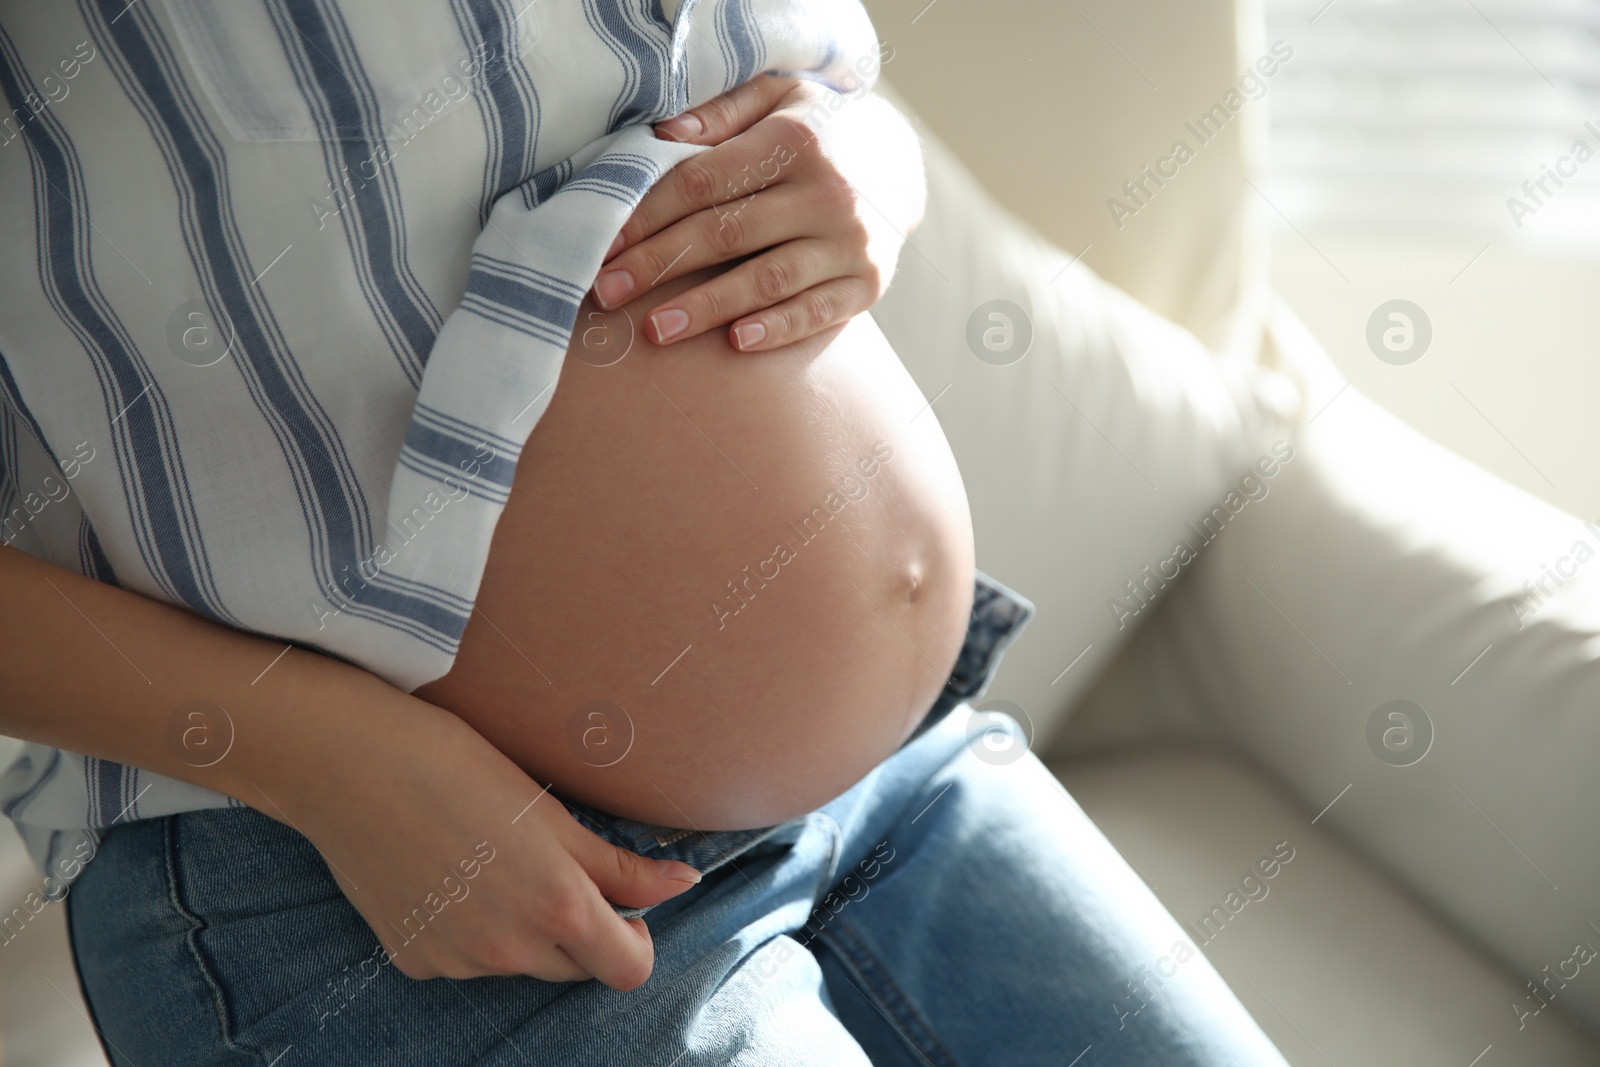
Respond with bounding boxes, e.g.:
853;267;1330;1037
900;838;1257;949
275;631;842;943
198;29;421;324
594;184;816;311
413;817;701;989
549;885;659;991
517;949;590;984
520;835;698;990
452;869;653;989
597;76;885;355
653;73;802;146
611;104;813;260
399;846;697;988
545;825;703;991
380;909;595;984
562;818;703;910
727;276;875;352
636;238;850;346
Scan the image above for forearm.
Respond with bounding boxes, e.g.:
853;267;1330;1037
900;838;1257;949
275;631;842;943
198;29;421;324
0;544;449;819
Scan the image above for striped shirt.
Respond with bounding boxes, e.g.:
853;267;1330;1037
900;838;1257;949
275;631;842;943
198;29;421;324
0;0;882;881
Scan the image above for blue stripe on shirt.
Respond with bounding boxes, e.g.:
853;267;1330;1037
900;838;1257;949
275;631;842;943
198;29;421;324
92;0;474;651
401;418;518;493
0;23;234;625
273;0;440;385
413;401;525;456
586;0;672;131
452;0;543;217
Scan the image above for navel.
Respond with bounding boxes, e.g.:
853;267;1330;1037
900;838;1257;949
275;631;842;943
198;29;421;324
903;561;924;604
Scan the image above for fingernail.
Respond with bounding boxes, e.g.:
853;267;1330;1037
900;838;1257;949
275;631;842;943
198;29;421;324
650;307;689;342
606;232;625;259
655;859;702;885
655;111;704;141
733;321;766;350
594;269;634;308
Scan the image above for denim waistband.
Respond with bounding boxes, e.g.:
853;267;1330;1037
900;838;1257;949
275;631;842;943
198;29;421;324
560;570;1033;915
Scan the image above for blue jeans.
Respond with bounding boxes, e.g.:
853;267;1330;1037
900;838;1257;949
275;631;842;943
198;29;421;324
68;577;1288;1065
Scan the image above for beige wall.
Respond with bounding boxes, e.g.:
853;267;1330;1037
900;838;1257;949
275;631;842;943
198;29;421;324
1272;236;1600;522
866;0;1600;522
864;0;1267;357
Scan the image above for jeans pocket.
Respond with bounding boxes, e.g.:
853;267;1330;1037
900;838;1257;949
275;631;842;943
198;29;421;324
560;797;796;919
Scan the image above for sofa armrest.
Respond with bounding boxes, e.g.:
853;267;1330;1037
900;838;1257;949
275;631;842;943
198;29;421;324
1067;300;1600;1033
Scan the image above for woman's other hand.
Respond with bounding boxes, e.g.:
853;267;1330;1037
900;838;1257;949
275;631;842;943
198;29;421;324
592;73;925;352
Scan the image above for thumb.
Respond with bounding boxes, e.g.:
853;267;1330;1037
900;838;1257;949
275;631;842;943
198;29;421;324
654;73;801;145
563;824;703;910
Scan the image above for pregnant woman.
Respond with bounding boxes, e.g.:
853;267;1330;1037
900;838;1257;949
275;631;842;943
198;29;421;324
0;0;1288;1063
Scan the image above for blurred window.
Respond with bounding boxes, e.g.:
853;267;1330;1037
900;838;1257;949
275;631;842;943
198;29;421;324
1266;0;1600;248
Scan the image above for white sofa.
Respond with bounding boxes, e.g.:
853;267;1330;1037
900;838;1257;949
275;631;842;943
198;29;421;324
859;9;1600;1061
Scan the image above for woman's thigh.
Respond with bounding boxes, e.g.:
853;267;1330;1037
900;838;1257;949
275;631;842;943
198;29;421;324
66;797;874;1067
66;708;1286;1066
805;710;1291;1067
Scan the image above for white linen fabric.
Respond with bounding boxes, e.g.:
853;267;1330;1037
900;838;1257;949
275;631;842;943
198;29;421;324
0;0;881;878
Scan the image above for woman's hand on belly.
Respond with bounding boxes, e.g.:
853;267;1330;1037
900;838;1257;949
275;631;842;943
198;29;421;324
591;74;926;353
418;267;975;830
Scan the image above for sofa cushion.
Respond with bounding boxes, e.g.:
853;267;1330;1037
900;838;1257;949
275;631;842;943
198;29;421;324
1057;746;1600;1064
1057;311;1600;1035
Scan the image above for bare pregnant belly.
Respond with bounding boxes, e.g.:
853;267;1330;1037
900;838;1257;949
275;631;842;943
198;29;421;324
417;267;975;829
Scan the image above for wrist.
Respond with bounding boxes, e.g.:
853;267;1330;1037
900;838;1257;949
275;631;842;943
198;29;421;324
211;653;410;817
232;670;544;877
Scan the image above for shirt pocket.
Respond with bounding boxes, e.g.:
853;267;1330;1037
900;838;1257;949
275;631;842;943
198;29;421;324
157;0;539;142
